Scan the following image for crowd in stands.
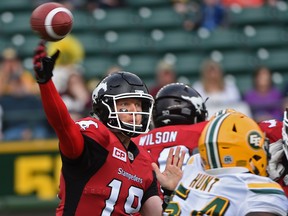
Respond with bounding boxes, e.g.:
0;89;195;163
1;0;288;141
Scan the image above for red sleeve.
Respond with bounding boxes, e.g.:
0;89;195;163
258;119;283;143
39;80;84;159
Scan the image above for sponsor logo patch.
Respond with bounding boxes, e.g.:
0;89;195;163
112;147;127;162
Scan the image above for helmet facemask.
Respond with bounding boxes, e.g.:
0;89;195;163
102;93;153;137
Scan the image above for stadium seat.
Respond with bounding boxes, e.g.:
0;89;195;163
0;0;33;12
234;74;253;95
0;11;31;35
221;51;256;73
274;3;288;23
150;29;198;53
243;25;288;49
174;52;206;76
92;8;139;32
105;31;152;54
197;28;245;51
257;48;288;72
219;50;258;74
138;6;184;30
75;32;107;55
11;34;39;58
119;54;160;78
83;56;116;79
0;36;9;52
228;6;276;27
125;0;170;8
72;10;96;33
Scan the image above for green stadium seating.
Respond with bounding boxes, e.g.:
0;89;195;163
150;29;198;53
11;34;39;58
119;54;160;78
257;48;288;72
243;25;288;49
71;10;96;33
0;36;9;52
220;50;258;74
0;11;31;35
197;28;245;51
92;8;139;31
228;6;277;27
125;0;170;8
75;32;107;55
174;52;206;76
138;6;184;30
105;31;152;54
83;56;116;79
274;4;288;23
0;0;33;12
234;74;253;95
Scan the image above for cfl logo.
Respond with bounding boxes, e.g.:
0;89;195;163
112;147;127;162
248;132;262;149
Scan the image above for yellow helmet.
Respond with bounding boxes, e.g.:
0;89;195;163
209;108;236;121
199;112;268;177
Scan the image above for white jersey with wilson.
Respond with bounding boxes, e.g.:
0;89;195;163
164;154;288;216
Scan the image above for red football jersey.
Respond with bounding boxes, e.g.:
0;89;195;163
258;119;288;197
56;117;159;215
39;81;159;215
132;122;208;172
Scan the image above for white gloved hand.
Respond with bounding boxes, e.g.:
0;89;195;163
267;139;285;181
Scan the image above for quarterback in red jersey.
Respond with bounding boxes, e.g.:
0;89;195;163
133;83;208;172
33;41;163;215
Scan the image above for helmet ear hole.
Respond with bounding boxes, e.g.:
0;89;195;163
232;124;237;132
253;155;261;161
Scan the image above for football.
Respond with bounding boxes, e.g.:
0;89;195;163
30;2;73;42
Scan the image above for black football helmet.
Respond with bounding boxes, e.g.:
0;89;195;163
91;71;154;137
153;83;208;127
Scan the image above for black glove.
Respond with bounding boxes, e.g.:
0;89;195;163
33;40;60;84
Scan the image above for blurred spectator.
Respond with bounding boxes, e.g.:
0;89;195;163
243;66;284;122
0;48;51;140
173;0;227;31
222;0;264;8
149;60;177;98
0;48;39;96
47;34;91;121
192;59;241;104
199;0;227;31
192;59;248;117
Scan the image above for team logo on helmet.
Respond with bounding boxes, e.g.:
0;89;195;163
181;95;204;114
92;82;107;102
248;131;262;149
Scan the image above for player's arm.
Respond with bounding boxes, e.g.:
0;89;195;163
140;196;163;216
33;40;84;159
